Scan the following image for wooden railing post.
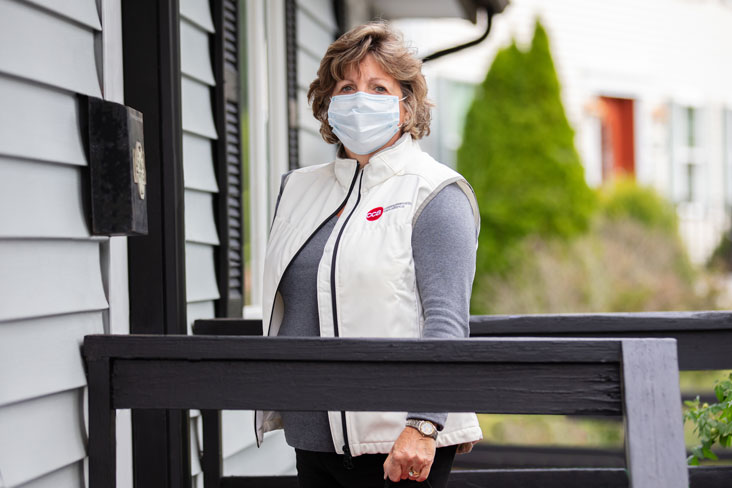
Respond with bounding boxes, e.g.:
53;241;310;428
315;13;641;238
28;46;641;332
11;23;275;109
621;339;688;488
87;357;116;488
201;410;223;488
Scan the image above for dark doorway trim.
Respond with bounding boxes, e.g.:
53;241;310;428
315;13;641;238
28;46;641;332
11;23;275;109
122;0;191;486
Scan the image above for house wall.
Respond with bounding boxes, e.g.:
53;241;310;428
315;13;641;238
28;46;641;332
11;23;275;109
394;0;732;263
0;0;131;486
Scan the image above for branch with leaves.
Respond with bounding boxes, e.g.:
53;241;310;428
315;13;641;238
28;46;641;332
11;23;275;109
683;373;732;465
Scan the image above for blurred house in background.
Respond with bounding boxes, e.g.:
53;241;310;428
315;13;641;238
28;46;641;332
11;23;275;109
395;0;732;264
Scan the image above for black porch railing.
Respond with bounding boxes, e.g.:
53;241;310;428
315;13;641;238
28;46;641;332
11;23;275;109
84;335;696;488
193;310;732;371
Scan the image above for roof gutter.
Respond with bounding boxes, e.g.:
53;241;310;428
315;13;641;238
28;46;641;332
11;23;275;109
421;7;494;63
420;0;508;63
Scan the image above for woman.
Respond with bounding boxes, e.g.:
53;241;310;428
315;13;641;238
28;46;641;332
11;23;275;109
257;21;482;487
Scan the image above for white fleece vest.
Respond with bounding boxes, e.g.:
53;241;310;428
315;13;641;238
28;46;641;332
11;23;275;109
258;135;483;455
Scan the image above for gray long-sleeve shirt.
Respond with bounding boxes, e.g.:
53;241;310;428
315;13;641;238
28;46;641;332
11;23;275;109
276;182;477;452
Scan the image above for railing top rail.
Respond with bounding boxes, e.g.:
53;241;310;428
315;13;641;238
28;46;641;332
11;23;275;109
470;310;732;333
77;335;673;363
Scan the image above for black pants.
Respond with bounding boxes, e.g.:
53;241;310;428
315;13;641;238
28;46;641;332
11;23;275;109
294;445;458;488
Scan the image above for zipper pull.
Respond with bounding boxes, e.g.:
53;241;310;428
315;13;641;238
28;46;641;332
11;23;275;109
342;445;354;470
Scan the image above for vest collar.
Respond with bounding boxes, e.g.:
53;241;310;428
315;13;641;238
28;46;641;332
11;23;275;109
334;134;418;190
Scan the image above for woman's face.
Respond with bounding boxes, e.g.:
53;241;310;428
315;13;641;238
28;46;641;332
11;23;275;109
331;54;406;161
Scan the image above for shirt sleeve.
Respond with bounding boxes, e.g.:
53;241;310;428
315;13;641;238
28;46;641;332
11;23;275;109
406;182;478;430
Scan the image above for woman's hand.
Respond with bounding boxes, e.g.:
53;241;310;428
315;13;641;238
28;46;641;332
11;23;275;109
383;427;436;483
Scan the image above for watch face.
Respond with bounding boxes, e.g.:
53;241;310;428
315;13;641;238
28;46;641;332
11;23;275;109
420;422;436;436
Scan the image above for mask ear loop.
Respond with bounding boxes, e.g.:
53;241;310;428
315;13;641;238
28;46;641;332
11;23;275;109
397;95;409;128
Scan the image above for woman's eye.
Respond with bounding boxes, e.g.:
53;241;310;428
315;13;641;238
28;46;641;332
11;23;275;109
340;85;354;92
374;86;386;93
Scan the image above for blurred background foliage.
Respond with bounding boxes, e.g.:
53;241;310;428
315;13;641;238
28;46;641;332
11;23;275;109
458;19;726;316
458;20;596;280
456;19;732;458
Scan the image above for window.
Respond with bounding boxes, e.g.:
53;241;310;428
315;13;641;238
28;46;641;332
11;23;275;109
670;104;705;206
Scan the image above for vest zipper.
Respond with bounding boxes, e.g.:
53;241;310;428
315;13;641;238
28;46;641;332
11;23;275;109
330;169;364;469
256;162;361;448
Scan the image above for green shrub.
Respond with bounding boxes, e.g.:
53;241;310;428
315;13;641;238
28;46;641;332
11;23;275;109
598;179;678;235
684;373;732;465
457;19;595;278
472;217;714;315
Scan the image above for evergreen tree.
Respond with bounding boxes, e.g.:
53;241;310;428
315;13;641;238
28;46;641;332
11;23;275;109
458;20;595;277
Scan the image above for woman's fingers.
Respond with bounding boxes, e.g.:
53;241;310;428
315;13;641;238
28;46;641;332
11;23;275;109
383;453;402;482
383;450;433;482
383;427;437;482
413;460;433;482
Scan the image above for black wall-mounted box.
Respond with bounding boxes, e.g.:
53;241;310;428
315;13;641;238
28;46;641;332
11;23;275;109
84;96;148;236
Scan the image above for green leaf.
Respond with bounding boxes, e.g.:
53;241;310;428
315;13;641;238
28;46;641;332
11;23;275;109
715;384;725;403
702;447;719;460
688;454;699;466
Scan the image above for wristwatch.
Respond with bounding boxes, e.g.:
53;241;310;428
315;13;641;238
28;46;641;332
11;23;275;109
405;419;438;440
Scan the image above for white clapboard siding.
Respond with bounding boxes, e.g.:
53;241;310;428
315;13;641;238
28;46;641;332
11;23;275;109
186;301;216;335
296;47;320;93
0;389;86;487
181;1;222;477
0;76;87;166
0;312;103;407
296;88;323;135
299;128;336;167
296;7;336;58
185;243;221;303
221;430;296;476
180;0;215;33
0;0;109;486
0;240;108;323
183;133;219;192
0;0;100;97
295;0;338;168
185;190;221;245
22;0;101;31
190;420;202;477
0;157;89;239
297;0;338;31
182;76;219;139
181;19;216;86
13;462;83;488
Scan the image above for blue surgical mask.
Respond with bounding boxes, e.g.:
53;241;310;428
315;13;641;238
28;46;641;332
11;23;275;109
327;91;403;155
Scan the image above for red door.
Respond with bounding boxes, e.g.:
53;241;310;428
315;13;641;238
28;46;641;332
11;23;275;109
599;97;635;181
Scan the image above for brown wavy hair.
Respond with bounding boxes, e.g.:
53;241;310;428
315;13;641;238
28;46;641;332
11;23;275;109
307;21;433;145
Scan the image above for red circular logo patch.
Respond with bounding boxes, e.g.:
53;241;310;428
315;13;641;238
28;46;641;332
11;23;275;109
366;207;383;221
